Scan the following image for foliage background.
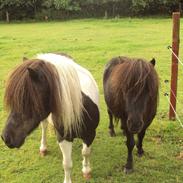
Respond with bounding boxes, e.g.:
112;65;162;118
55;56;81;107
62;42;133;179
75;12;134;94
0;0;181;21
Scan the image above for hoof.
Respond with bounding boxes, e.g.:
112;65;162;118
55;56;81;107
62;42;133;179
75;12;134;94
124;167;133;174
137;152;144;158
137;150;144;157
109;130;116;137
40;149;47;156
83;172;91;180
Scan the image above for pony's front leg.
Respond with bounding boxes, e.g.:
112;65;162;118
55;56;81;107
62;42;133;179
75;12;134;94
82;143;91;180
124;132;135;174
137;130;146;157
59;140;73;183
40;120;48;156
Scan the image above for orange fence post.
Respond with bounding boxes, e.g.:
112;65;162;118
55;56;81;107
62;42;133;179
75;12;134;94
169;12;180;120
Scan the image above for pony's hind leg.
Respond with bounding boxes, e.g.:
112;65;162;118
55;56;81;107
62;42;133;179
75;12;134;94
59;140;73;183
108;109;116;136
124;132;135;174
82;143;91;180
136;130;146;157
40;120;48;156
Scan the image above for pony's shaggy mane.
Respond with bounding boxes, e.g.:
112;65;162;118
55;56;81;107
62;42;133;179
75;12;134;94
111;57;159;105
5;56;84;136
4;60;61;118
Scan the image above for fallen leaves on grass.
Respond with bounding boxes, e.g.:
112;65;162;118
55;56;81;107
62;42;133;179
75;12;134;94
151;136;162;144
176;151;183;160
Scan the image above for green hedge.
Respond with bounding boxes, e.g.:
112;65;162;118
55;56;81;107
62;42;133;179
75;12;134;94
0;0;181;21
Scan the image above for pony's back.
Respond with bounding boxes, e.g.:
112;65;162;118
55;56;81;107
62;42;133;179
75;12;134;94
37;53;99;106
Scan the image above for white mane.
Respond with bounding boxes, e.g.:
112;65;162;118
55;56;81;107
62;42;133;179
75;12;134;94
37;53;85;136
37;53;99;136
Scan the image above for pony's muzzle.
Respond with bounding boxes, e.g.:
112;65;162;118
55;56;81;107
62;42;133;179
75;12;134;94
1;133;15;148
127;120;144;134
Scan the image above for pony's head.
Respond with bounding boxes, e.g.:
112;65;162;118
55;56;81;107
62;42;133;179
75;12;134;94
112;58;158;134
1;59;61;148
126;58;158;133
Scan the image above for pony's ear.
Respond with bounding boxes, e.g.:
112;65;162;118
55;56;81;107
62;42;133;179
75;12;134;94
150;58;156;66
27;68;39;81
23;57;29;62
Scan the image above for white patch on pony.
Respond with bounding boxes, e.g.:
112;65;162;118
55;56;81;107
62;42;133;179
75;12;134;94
59;140;73;183
37;53;99;136
82;143;91;175
39;120;48;155
37;53;84;136
37;53;99;106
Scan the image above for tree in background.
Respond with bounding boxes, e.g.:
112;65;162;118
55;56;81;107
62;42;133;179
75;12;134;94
0;0;19;22
131;0;180;15
0;0;181;21
0;0;43;22
43;0;80;10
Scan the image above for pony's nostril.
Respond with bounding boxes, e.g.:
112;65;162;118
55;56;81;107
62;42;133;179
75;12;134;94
2;133;11;145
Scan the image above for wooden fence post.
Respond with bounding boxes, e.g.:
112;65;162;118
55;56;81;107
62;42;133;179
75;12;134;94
169;12;180;120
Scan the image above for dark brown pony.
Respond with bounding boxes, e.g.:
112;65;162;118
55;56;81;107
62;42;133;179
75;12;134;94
103;56;159;173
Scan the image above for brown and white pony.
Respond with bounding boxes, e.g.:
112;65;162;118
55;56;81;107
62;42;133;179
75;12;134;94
103;56;159;173
1;53;100;183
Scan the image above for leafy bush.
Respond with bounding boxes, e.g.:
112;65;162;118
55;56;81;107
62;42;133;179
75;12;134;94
0;0;181;21
131;0;180;15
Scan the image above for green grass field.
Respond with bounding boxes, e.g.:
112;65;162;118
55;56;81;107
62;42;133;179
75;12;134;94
0;18;183;183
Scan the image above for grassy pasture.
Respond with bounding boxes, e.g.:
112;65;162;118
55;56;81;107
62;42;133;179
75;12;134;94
0;18;183;183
